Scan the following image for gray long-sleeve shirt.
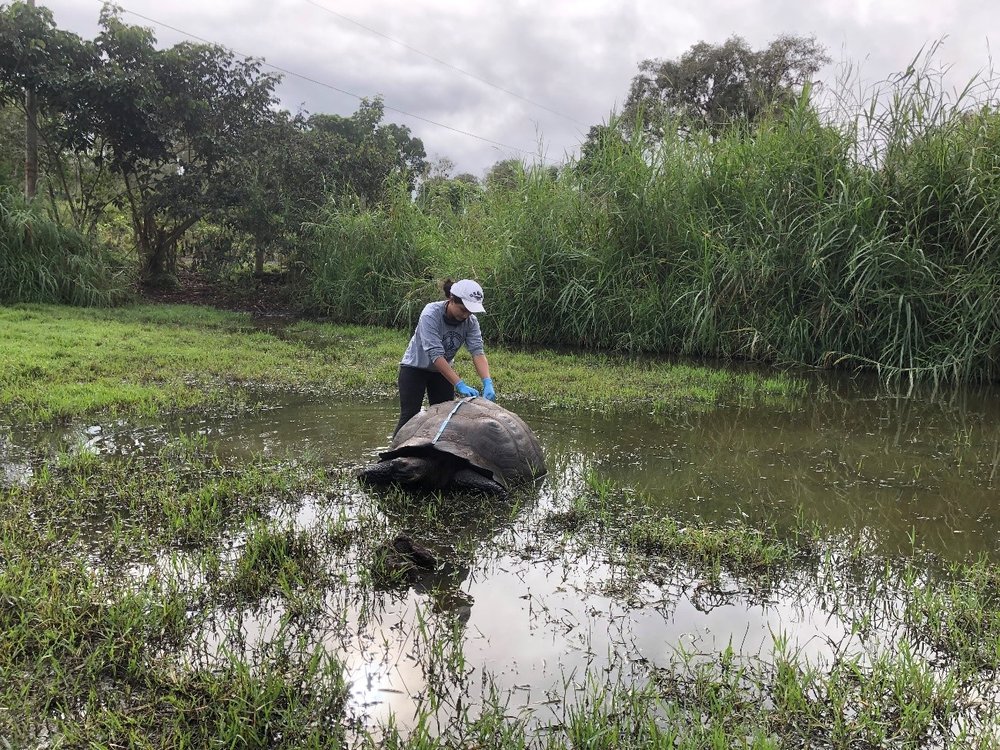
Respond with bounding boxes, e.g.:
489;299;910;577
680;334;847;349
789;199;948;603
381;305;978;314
400;300;485;370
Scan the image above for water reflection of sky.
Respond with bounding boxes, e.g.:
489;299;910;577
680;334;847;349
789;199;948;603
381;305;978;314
6;383;1000;732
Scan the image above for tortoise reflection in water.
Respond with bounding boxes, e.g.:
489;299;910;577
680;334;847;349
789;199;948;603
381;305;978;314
358;398;546;495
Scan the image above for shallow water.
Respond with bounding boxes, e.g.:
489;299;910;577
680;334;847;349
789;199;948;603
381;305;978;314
7;375;1000;732
34;372;1000;559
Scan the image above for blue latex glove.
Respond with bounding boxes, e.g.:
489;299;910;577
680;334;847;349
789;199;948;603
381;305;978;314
482;377;496;401
455;379;479;398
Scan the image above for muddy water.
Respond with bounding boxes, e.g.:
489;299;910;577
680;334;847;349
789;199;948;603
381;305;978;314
44;374;1000;559
7;376;1000;731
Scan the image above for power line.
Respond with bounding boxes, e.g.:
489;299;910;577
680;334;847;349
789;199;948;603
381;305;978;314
113;4;552;162
300;0;587;127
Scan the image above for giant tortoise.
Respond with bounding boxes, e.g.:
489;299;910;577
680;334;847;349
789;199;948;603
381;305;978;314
358;398;546;494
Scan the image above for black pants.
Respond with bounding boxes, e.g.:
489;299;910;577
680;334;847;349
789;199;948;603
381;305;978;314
394;365;454;437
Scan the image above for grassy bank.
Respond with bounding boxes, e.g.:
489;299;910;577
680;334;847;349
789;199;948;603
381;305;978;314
0;303;803;427
2;438;998;747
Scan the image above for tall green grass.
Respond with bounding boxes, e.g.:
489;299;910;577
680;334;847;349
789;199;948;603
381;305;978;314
481;64;1000;383
295;59;999;383
0;188;134;306
303;186;439;328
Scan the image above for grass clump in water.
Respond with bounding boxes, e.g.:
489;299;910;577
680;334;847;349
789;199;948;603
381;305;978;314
545;470;819;584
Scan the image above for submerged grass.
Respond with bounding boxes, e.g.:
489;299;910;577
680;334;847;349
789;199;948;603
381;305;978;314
4;432;998;747
542;471;820;596
0;302;807;427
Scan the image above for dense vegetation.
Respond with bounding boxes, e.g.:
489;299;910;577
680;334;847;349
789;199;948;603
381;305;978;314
0;187;132;305
308;71;1000;384
2;4;998;383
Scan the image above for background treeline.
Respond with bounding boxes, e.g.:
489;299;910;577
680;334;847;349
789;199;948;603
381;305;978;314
1;4;998;383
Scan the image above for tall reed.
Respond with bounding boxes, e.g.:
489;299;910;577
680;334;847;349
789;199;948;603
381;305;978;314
478;62;1000;383
0;188;134;306
302;185;437;328
289;55;998;384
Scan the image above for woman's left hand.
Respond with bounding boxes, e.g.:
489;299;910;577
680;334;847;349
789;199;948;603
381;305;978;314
482;377;496;401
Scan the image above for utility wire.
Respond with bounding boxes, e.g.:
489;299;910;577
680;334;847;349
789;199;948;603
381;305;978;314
301;0;587;127
114;4;549;161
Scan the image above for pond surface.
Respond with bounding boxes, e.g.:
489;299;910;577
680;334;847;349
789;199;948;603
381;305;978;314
5;374;1000;733
34;373;1000;560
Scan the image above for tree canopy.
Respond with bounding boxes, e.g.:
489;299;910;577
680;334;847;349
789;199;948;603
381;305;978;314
304;97;426;200
622;34;830;139
1;2;282;282
0;2;429;282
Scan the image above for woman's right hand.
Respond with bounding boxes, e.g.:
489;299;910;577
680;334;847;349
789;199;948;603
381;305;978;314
455;380;480;398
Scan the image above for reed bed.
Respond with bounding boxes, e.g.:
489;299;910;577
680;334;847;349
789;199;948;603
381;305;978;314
304;62;1000;384
0;188;134;306
483;68;1000;384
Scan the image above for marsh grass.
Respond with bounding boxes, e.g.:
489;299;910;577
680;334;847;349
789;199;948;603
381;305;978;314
0;437;353;747
226;521;324;601
0;188;134;306
903;556;1000;669
0;303;807;428
544;470;819;585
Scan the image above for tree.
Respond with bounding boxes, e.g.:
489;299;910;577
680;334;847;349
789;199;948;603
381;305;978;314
211;111;303;276
576;122;629;178
1;4;429;282
484;158;524;192
304;97;426;202
0;104;22;186
0;1;111;219
97;10;280;283
415;158;481;213
214;99;429;275
622;34;829;139
0;3;281;283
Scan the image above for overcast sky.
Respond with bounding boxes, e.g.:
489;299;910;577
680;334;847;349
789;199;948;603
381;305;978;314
37;0;998;179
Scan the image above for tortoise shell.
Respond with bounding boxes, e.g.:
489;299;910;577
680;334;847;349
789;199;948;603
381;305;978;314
381;398;546;490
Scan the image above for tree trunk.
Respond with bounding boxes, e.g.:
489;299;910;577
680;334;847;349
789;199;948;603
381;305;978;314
123;175;200;286
142;236;176;286
24;0;38;201
132;205;200;286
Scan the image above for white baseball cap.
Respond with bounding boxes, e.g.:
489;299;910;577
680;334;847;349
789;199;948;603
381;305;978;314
451;279;486;313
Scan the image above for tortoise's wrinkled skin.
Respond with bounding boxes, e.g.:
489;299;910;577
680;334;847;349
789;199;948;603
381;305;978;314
359;398;546;494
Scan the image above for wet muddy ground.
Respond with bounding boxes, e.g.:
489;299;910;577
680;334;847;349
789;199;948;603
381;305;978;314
3;376;1000;745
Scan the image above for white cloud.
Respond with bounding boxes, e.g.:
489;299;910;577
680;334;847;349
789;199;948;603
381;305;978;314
37;0;999;177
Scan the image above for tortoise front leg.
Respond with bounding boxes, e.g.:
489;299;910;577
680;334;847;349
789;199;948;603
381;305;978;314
452;468;506;496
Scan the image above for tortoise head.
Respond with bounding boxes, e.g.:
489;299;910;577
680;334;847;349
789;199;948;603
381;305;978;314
359;455;435;487
387;455;437;487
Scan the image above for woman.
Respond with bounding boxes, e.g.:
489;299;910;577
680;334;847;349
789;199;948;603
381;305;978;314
394;278;496;437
